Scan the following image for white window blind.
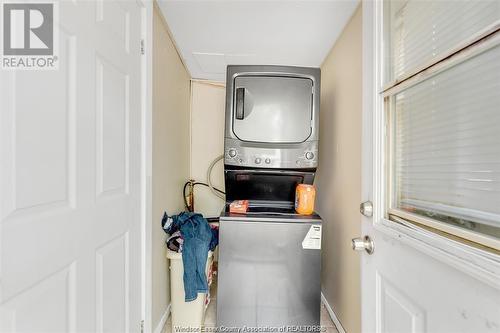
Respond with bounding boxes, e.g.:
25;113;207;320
385;1;500;244
392;43;500;239
386;0;500;84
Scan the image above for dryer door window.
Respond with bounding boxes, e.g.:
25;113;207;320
232;76;313;143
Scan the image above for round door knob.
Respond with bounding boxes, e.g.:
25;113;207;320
305;152;315;160
351;236;374;255
265;158;271;164
228;149;237;158
360;201;373;217
255;157;262;164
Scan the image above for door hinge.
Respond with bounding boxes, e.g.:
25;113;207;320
140;39;145;55
140;320;144;333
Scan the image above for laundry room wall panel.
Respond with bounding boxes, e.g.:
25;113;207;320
315;5;362;333
152;4;191;329
189;80;226;218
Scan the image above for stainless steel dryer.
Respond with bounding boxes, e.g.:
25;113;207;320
224;65;320;170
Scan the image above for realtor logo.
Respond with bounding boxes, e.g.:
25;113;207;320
1;2;58;70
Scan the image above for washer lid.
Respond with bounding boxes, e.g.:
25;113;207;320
220;211;322;224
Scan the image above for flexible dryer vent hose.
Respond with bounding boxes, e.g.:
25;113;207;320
207;154;225;200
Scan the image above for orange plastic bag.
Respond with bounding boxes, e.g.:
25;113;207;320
295;184;316;215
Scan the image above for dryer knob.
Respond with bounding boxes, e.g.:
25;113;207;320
305;152;315;160
255;157;262;164
228;149;237;158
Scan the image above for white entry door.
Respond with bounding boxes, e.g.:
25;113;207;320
0;1;144;332
359;2;500;333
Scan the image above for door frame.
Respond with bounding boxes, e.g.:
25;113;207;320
361;0;500;297
140;0;154;332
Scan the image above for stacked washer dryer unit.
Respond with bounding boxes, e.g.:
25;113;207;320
218;65;322;326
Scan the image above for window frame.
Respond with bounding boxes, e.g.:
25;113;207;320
381;2;500;252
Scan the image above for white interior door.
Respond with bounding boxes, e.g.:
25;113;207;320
359;2;500;333
0;1;143;332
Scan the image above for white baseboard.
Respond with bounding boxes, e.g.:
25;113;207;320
156;295;341;333
321;292;346;333
153;304;171;333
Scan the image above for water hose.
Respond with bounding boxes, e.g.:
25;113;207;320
207;154;225;200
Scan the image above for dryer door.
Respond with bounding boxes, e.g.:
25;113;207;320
232;76;313;143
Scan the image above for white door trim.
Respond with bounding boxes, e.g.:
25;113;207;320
140;0;153;332
364;0;500;291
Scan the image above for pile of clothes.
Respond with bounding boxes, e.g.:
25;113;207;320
161;211;218;302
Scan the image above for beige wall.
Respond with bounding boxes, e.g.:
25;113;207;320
152;4;191;328
189;81;226;218
316;5;362;333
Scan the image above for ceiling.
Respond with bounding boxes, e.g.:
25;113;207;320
157;1;360;82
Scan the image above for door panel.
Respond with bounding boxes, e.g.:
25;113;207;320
95;55;129;196
0;263;77;333
232;76;313;143
0;1;143;332
362;237;500;333
376;273;425;333
96;233;129;333
1;29;75;218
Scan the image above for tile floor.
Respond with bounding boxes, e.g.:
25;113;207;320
164;277;339;333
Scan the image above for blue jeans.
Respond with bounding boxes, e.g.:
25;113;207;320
175;213;213;302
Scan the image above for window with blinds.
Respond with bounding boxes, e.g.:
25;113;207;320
385;0;500;84
384;1;500;249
